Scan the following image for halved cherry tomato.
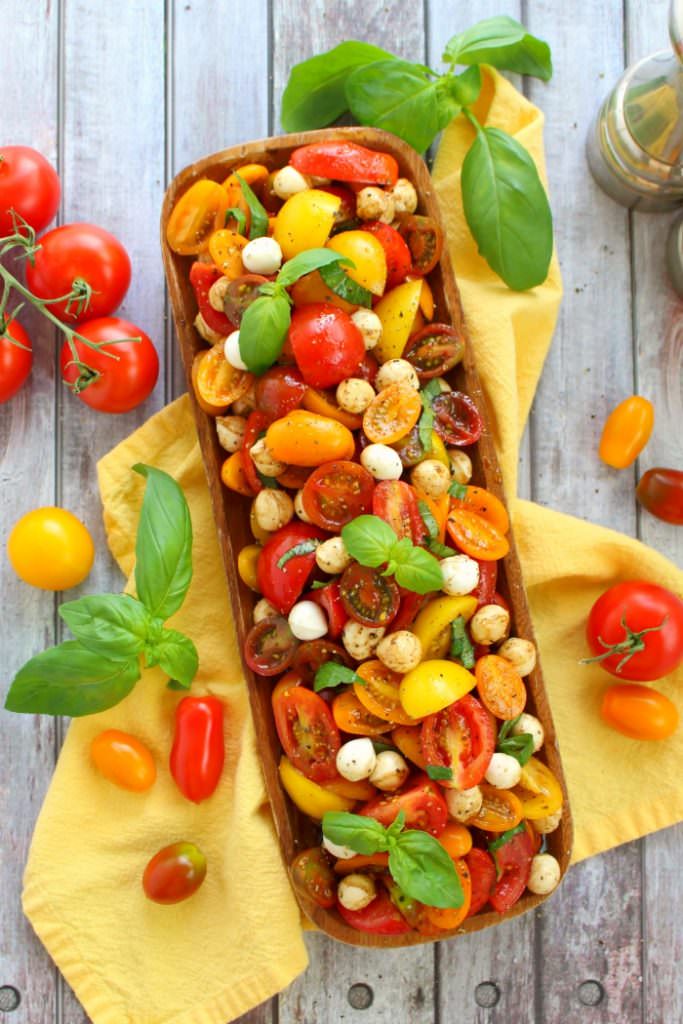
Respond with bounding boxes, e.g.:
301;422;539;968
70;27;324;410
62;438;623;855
255;365;306;419
291;847;336;908
373;278;424;363
245;615;299;677
475;655;526;720
278;465;313;490
272;685;340;782
265;410;355;465
364;221;412;290
432;391;482;446
363;382;422;444
450;486;510;534
292;638;350;682
356;351;379;386
323;777;376;800
425;858;472;930
489;826;535;913
413;486;449;543
384;879;441;936
400;659;476;718
221;451;253;496
599;395;654;469
279;756;354;818
290;269;357;314
327;230;388;296
359;773;448;836
333;852;390;874
90;729;156;792
446;508;510;561
421;694;496;789
397;213;443;275
469;784;523;832
404;323;465;381
289;303;365;389
372;480;426;544
466;848;497;916
308;584;349;641
337;887;411;934
143;842;207;904
273;188;341;259
438;822;473;860
240;410;269;493
189;262;236;336
473;559;498;607
208;228;248;278
257;522;326;613
388;590;428;634
222;273;269;324
636;468;683;525
600;683;679;740
302;461;375;531
391;725;427;768
290;141;399;187
222;163;269;233
194;344;253;409
514;757;564;820
354;660;417;726
166;179;229;254
411;595;478;660
302;387;362;429
340;563;400;628
332;689;393;735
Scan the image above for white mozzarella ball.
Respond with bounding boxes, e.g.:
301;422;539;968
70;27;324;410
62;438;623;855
287;600;328;641
469;604;510;645
375;358;420;391
361;443;403;481
336;377;376;414
342;621;385;660
376;631;423;673
249;438;286;477
485;752;522;789
224;330;248;371
336;738;377;781
532;808;563;835
511;712;544;752
293;489;312;523
315;536;352;575
322;835;356;860
527;854;561;895
445;786;483;822
410;459;451;498
241;236;283;275
440;555;480;597
369;750;409;791
272;165;311;199
390;178;418;214
498;637;537;677
356;186;394;223
448;449;473;484
252;597;278;624
215;414;247;453
337;873;377;910
351;309;382;350
252;489;294;533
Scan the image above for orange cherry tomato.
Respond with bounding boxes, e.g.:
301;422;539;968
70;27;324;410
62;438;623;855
446;507;510;561
302;387;363;430
222;163;269;233
599;395;654;469
391;725;427;768
601;683;678;740
475;655;527;720
354;660;419;726
208;228;248;279
363;383;422;444
332;689;393;735
90;730;156;792
333;852;390;874
221;451;253;496
166;179;229;254
265;410;355;465
413;487;448;543
290;270;357;314
193;345;253;412
425;858;471;930
450;486;510;534
469;784;524;832
438;822;473;860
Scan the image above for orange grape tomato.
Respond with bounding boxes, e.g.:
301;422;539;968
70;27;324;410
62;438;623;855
419;278;435;320
333;852;390;874
265;410;355;465
438;822;473;860
599;395;654;469
363;383;422;444
425;858;471;930
391;725;428;768
475;655;527;720
290;270;357;314
469;784;524;832
450;485;510;534
302;387;363;430
601;683;679;740
222;163;270;233
192;351;227;415
221;451;253;497
90;730;156;792
208;228;248;279
194;345;253;409
354;660;419;726
332;689;393;735
166;179;229;255
446;507;510;561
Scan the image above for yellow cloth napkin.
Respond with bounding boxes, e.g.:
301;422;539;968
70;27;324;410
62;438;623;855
21;65;683;1024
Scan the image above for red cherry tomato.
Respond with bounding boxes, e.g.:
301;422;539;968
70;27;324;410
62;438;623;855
601;683;679;740
319;185;357;228
473;559;498;607
26;223;131;323
339;562;400;628
222;273;268;325
636;468;683;525
432;391;483;446
255;365;306;419
169;696;225;803
372;479;426;544
0;145;60;235
143;841;207;904
465;848;497;916
272;684;341;782
337;887;412;934
189;261;236;336
257;522;327;613
397;214;444;275
308;582;349;640
289;303;365;388
290;141;399;187
0;319;32;402
60;317;159;413
359;774;448;836
240;410;269;494
364;221;412;289
404;324;465;381
489;827;534;913
291;847;337;908
292;637;350;682
356;351;379;386
421;694;496;789
388;590;428;634
302;460;375;531
244;615;299;677
585;581;683;681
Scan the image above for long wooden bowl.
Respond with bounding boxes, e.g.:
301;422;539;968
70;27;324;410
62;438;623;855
161;127;573;946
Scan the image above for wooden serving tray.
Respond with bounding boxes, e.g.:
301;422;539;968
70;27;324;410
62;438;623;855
161;127;573;946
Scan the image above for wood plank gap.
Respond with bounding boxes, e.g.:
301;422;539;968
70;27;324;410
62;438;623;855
267;0;275;136
164;0;176;403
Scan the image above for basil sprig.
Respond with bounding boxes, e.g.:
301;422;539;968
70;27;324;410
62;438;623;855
314;663;364;692
443;16;552;80
497;714;535;766
450;615;475;669
341;514;443;595
5;465;199;717
323;810;463;909
319;260;372;307
235;173;268;240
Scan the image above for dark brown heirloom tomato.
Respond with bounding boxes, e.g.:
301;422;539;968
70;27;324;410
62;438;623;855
255;365;306;419
222;273;268;324
372;479;426;543
301;461;375;531
143;842;207;905
432;391;483;446
396;213;444;275
244;615;299;677
404;324;465;381
291;847;336;908
292;639;350;683
392;425;426;468
340;563;400;627
636;468;683;525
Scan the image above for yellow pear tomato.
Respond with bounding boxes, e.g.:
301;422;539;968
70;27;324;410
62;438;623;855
273;189;341;259
278;756;355;819
412;595;478;660
400;659;476;718
327;230;387;296
373;278;424;362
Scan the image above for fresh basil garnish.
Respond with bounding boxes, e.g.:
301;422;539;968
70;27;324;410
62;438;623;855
276;538;321;569
341;514;443;595
426;765;453;781
313;663;364;692
450;615;475;669
133;463;193;622
235;173;269;240
319;260;372;307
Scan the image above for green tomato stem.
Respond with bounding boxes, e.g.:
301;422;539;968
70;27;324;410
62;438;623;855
581;614;669;673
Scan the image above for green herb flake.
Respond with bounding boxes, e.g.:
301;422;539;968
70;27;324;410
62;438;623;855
450;615;475;670
449;481;468;499
313;662;364;692
426;765;453;781
276;539;320;570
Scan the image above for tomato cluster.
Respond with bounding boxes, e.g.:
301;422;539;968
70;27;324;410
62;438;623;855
169;139;564;935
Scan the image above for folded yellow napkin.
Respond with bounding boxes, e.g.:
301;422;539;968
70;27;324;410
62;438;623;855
21;66;683;1024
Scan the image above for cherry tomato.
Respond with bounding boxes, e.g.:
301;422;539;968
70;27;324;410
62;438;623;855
475;655;527;719
273;189;341;259
397;214;444;275
469;784;524;832
319;184;357;228
208;228;248;279
302;387;363;429
359;774;448;836
385;879;442;936
290;141;399;187
0;145;60;235
291;847;336;909
446;507;510;561
256;522;326;613
400;658;476;717
240;410;269;494
600;683;679;740
307;584;349;640
222;273;269;324
432;391;482;446
60;317;159;413
356;351;379;386
333;852;390;874
391;724;427;768
425;859;472;931
489;827;534;913
265;410;355;466
421;694;496;789
636;468;683;525
290;269;356;314
254;365;306;419
339;563;400;628
327;230;388;296
189;262;236;336
373;279;423;363
337;887;412;934
26;223;131;323
279;755;354;818
302;461;375;531
193;343;253;412
245;615;299;677
599;395;654;469
90;730;156;792
465;847;497;916
0;318;32;402
7;506;94;590
372;480;426;544
388;590;428;635
473;559;498;607
438;822;473;860
332;689;393;735
364;221;412;290
404;324;465;381
166;178;229;254
170;696;225;803
292;638;350;681
585;581;683;680
272;684;341;782
354;660;417;726
363;382;422;444
221;451;253;495
323;776;376;801
450;485;509;535
143;842;207;905
515;757;564;819
289;303;364;389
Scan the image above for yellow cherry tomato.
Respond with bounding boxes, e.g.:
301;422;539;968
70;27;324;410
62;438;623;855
220;452;253;496
412;595;478;659
265;410;355;465
279;756;355;819
166;179;229;255
373;278;424;362
222;163;269;233
599;395;654;469
8;507;95;590
91;730;156;792
514;757;564;820
327;230;387;296
428;431;450;468
273;189;341;259
237;543;261;591
322;777;376;800
400;659;476;718
302;387;362;430
208;228;248;279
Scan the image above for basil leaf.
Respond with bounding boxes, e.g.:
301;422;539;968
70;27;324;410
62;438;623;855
238;293;292;374
281;40;396;131
167;678;189;691
4;641;140;717
319;261;372;307
225;206;247;234
426;765;453;781
322;811;390;855
385;809;407;840
310;580;328;591
314;663;364;692
488;821;526;853
277;538;320;569
498;733;535;766
443;16;553;82
418;500;439;540
346;59;444;153
418;383;440;452
235;173;268;240
450;615;475;669
461;124;553;291
448;65;483;108
342;514;397;568
59;593;151;658
389;829;463;908
498;714;522;743
449;481;468;499
372;739;398;754
276;248;354;288
393;546;443;594
427;539;457;558
148;627;198;689
133;464;193;621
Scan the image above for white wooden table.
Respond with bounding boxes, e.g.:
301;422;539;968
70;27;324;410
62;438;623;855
1;1;682;1021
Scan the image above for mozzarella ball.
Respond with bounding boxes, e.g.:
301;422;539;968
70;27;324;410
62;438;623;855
448;449;473;484
375;358;420;391
532;807;563;835
252;489;294;533
316;536;352;575
224;330;249;371
527;854;561;895
232;382;256;416
323;835;356;860
376;630;423;673
194;311;225;345
249;438;286;477
294;489;312;523
485;752;522;789
445;786;482;822
337;873;377;910
440;554;480;597
336;377;376;414
410;459;451;498
369;750;409;791
336;737;377;781
361;443;403;481
242;235;283;275
253;597;278;624
356;186;395;223
208;275;231;312
215;414;247;453
498;637;537;678
391;177;418;215
288;600;328;641
272;165;311;199
351;308;383;350
511;713;544;753
469;604;510;645
342;621;385;661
